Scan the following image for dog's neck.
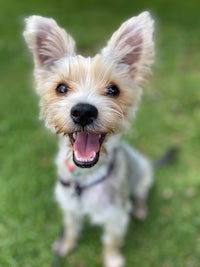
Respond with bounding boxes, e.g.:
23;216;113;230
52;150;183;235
59;147;118;197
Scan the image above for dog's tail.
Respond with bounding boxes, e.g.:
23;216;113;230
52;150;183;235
153;147;179;168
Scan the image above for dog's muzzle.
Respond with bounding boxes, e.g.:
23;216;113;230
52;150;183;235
69;103;105;168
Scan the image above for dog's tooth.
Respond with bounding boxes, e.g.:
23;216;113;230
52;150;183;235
90;152;96;161
87;152;96;162
73;132;77;140
98;134;101;140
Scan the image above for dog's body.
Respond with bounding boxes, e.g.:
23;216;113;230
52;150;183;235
24;12;154;267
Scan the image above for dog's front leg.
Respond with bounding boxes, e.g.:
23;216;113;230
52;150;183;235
53;211;82;256
102;210;129;267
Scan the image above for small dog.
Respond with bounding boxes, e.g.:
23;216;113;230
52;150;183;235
24;11;154;267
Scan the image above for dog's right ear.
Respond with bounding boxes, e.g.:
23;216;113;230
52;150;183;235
23;16;76;68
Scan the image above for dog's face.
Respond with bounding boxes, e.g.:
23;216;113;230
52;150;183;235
24;12;154;168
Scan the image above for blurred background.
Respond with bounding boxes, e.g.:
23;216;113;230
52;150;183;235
0;0;200;266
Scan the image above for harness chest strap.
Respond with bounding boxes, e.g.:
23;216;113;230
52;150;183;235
59;178;83;196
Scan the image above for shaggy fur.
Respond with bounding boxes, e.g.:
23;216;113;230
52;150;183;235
24;11;154;267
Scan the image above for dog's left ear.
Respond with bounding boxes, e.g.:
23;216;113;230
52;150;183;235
101;11;154;85
23;16;76;68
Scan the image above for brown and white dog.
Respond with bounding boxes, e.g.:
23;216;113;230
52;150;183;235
24;11;154;267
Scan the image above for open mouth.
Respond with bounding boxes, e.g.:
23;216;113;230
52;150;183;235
69;132;106;168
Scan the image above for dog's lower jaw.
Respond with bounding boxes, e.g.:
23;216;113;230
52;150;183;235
73;151;100;168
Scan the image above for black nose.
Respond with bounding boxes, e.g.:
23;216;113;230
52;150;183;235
71;103;98;127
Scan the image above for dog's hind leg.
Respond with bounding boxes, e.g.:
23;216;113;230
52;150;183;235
122;144;153;221
131;168;153;221
132;195;148;220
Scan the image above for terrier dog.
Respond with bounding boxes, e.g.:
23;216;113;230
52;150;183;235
24;11;154;267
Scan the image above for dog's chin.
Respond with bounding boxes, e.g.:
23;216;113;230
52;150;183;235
73;151;100;168
68;132;106;169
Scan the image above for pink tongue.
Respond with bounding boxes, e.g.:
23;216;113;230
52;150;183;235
74;132;100;159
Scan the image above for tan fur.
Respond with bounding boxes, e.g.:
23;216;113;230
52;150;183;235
24;11;154;267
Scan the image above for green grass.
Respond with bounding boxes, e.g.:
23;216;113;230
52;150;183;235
0;0;200;266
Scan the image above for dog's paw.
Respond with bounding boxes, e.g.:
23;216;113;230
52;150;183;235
52;237;76;256
133;198;148;221
133;206;148;221
104;251;125;267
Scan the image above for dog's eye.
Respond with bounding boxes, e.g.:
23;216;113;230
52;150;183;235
106;84;120;97
56;84;68;95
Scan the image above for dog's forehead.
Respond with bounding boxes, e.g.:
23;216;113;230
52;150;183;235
54;55;115;89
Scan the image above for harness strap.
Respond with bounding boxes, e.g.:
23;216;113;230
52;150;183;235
59;179;83;196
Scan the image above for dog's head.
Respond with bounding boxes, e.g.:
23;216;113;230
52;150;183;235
24;12;154;168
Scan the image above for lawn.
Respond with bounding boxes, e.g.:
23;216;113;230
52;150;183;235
0;0;200;266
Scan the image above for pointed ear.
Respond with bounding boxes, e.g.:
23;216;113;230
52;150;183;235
23;16;76;68
101;12;154;85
